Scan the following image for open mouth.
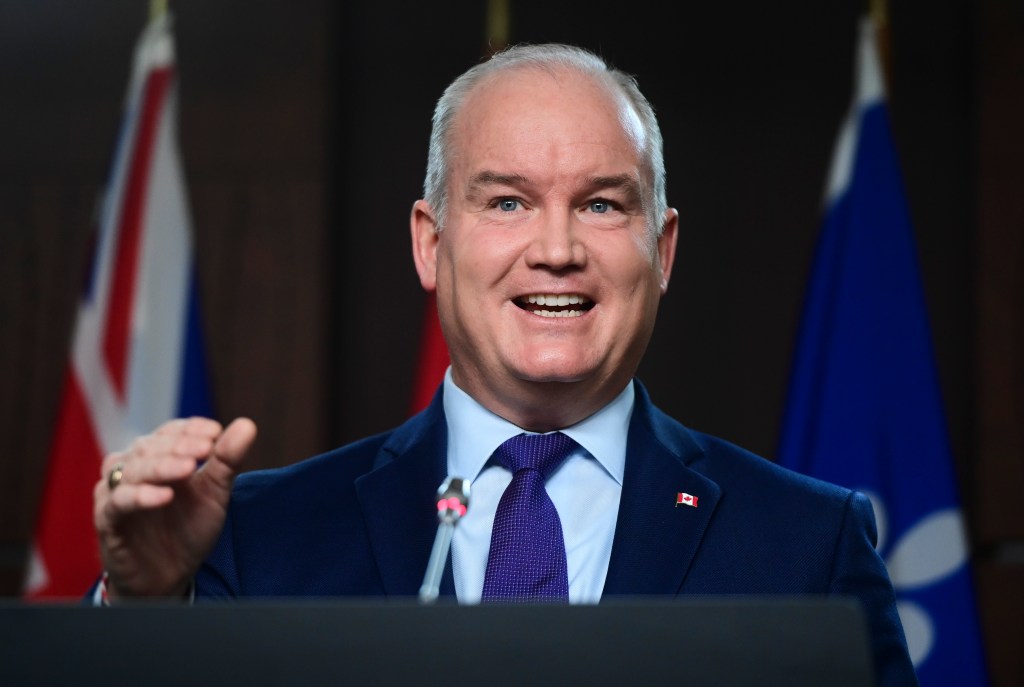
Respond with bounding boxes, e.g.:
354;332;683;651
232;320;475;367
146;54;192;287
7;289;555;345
514;294;595;319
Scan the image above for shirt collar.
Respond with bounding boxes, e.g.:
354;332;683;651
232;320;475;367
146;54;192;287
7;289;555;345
443;368;632;485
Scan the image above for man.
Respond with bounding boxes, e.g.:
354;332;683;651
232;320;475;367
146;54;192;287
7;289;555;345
94;44;917;684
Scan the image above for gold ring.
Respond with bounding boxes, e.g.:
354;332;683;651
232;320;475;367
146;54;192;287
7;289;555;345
108;463;125;491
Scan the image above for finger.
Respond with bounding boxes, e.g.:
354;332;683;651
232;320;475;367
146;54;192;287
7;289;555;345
199;417;258;487
101;450;128;477
130;431;215;468
113;483;175;511
165;430;216;463
154;416;224;439
117;453;197;488
98;481;176;521
100;438;209;497
99;439;189;487
102;420;220;477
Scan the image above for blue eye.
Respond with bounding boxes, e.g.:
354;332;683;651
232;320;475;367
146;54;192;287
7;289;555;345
590;201;610;214
498;199;519;212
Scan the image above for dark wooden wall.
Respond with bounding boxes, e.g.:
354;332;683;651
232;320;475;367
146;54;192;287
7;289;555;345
1;0;1020;682
974;1;1024;682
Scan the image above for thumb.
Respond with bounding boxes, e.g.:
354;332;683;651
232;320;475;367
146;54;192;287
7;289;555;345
200;417;258;488
214;417;258;466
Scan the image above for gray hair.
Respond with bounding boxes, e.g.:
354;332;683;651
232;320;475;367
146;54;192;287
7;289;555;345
422;43;668;237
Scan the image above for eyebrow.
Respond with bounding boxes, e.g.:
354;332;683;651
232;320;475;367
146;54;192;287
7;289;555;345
583;174;643;205
465;170;643;205
466;171;529;196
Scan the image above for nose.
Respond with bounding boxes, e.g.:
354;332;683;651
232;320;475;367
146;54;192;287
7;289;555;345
524;210;586;271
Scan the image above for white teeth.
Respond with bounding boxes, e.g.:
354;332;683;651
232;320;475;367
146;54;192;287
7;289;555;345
525;294;590;305
533;309;583;318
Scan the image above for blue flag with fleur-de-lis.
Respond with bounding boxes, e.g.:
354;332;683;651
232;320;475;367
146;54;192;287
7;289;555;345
778;18;988;686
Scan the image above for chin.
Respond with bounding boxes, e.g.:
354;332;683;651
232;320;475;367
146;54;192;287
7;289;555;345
507;354;600;385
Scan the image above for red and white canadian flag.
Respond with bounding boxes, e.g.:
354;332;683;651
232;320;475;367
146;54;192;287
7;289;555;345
676;492;698;508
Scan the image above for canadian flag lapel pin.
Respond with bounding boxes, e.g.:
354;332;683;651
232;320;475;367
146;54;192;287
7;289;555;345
676;492;698;508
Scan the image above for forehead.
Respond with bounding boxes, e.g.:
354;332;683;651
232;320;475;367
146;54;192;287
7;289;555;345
450;66;646;174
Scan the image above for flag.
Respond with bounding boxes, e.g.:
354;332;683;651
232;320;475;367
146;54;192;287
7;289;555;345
409;293;449;414
24;12;211;599
778;18;988;684
676;493;698;508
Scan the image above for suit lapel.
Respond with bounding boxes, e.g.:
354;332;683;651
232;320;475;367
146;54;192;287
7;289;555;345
355;392;449;596
602;384;722;597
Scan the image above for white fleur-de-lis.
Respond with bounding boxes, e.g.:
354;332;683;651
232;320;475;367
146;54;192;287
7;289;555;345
863;491;970;666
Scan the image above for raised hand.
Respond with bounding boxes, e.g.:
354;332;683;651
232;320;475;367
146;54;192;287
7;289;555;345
93;417;257;600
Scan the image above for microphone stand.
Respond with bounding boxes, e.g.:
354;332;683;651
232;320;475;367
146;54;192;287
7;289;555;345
419;477;471;604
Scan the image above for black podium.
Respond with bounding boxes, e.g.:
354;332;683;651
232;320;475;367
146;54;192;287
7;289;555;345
0;597;875;686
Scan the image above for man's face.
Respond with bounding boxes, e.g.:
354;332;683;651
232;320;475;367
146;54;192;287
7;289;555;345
411;67;678;428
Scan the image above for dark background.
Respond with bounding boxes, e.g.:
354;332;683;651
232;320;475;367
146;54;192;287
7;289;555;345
1;0;1021;683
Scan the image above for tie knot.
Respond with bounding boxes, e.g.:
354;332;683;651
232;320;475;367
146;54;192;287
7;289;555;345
494;432;577;479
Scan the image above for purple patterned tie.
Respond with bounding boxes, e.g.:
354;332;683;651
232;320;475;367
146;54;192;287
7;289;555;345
481;432;577;602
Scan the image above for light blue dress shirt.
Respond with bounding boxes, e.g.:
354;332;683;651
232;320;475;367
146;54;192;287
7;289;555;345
443;369;632;604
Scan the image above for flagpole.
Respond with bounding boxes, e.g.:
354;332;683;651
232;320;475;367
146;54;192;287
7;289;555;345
869;0;892;95
486;0;510;53
150;0;168;22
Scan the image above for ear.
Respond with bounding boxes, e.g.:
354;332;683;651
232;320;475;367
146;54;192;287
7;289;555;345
410;199;441;292
655;207;679;294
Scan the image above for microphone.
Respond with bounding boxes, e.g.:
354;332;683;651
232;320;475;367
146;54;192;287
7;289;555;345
419;476;471;603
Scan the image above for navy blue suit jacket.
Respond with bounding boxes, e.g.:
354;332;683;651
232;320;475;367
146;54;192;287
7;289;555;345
197;381;916;685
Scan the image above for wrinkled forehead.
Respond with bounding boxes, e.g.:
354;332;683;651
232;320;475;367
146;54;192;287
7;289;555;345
453;64;648;161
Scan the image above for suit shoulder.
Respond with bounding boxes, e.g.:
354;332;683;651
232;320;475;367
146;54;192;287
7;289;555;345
689;428;855;506
635;386;862;519
639;388;855;509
